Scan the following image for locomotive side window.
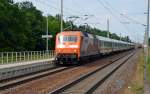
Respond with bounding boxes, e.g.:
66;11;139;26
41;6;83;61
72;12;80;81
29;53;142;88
59;35;63;43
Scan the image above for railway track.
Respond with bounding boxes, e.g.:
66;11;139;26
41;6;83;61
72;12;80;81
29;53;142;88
0;50;135;94
49;51;135;94
0;66;71;90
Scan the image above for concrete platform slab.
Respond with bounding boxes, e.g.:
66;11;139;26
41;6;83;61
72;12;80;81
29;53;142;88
0;58;55;81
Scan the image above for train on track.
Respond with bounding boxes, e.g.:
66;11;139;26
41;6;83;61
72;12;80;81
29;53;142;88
55;31;135;64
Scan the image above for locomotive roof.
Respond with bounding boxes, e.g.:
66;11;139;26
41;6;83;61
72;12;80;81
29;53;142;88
100;35;134;45
60;31;134;45
95;35;133;45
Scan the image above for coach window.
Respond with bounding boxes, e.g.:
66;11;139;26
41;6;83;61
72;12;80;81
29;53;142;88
104;41;107;47
108;42;111;48
101;41;104;47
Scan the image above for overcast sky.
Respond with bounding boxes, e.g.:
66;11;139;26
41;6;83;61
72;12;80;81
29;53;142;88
14;0;147;43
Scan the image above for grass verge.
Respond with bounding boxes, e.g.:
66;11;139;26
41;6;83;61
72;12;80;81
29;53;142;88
122;50;144;94
147;57;150;82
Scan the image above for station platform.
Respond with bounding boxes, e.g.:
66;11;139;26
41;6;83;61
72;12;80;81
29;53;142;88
0;58;55;81
0;58;54;69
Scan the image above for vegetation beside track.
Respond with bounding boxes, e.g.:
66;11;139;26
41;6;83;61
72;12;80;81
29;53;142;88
147;55;150;82
121;50;144;94
0;0;131;52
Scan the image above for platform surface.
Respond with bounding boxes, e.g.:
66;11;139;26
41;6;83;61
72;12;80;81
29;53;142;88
0;58;54;69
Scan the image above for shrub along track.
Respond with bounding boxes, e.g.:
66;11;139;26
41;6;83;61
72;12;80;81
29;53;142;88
0;50;134;94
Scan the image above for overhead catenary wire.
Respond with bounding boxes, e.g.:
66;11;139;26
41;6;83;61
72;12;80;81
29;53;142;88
37;0;88;16
33;0;71;15
70;0;106;28
31;0;105;29
103;0;144;42
96;0;133;37
30;0;85;16
102;0;145;26
70;0;90;15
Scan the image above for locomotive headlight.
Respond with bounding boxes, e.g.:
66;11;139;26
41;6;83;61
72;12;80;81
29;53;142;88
58;50;61;52
74;49;77;52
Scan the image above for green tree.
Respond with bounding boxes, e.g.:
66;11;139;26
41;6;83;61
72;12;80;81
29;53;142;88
0;0;132;52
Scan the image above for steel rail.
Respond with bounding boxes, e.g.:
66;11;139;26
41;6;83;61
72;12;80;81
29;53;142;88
0;66;71;90
49;51;135;94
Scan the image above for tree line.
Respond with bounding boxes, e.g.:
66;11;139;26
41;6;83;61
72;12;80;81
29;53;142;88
0;0;132;52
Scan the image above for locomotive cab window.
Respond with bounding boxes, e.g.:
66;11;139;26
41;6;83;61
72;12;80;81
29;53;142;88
59;35;78;43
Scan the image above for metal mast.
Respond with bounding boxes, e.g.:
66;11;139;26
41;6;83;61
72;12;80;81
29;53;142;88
146;0;150;63
107;19;110;38
46;15;49;52
61;0;63;33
